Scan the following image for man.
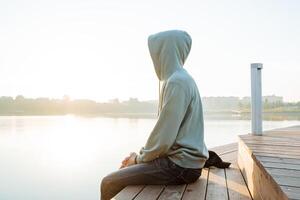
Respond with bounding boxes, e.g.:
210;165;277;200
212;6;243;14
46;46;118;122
100;30;209;200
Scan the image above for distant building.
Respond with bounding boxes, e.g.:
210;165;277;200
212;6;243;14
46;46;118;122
263;95;283;104
202;96;240;111
109;98;120;104
129;98;138;102
123;98;139;104
241;95;283;104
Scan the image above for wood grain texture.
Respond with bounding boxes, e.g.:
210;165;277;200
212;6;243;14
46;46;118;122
206;168;228;200
157;184;186;200
225;164;252;200
238;139;288;200
260;161;300;171
112;185;144;200
265;167;300;178
181;169;208;200
134;185;165;200
281;185;300;200
256;155;300;165
238;126;300;200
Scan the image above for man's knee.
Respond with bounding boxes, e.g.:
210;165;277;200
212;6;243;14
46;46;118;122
101;173;124;200
101;175;114;192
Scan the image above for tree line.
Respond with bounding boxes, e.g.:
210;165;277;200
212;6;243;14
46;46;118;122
0;95;157;115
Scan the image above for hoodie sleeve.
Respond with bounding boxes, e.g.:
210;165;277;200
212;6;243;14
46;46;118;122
136;82;190;163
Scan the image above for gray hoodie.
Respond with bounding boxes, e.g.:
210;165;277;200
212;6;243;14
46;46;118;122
136;30;209;169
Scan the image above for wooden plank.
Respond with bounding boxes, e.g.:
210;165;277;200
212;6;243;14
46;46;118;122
238;139;288;200
237;151;262;200
250;149;300;159
260;161;300;170
240;128;300;199
240;135;300;143
112;185;145;200
243;141;300;148
245;142;300;149
272;175;300;188
182;168;208;200
266;129;300;135
265;167;300;178
256;155;300;165
134;185;165;200
253;151;300;159
263;132;300;140
206;168;228;199
225;164;252;200
266;130;300;135
281;186;300;200
157;184;186;200
242;140;300;147
240;134;300;144
246;144;300;153
253;152;300;160
253;150;300;158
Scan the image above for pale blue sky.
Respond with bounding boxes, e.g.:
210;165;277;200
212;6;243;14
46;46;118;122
1;0;299;102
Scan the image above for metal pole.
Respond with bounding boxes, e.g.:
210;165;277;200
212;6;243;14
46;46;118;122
251;63;263;135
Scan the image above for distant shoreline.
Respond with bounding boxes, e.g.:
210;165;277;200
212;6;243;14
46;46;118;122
0;112;299;121
1;95;299;120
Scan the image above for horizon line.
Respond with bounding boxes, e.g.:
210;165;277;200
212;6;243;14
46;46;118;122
1;94;299;103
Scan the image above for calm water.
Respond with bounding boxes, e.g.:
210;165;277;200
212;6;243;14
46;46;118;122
0;116;299;200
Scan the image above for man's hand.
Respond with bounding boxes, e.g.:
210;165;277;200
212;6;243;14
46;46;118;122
120;152;137;169
120;155;131;168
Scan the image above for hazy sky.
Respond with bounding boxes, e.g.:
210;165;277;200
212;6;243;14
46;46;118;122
1;0;299;102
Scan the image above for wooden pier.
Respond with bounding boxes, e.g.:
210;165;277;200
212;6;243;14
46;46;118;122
112;125;300;200
238;125;300;200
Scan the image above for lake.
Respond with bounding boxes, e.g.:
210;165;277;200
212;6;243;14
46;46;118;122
0;116;299;200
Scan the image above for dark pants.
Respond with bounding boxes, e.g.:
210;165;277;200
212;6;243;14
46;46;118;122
100;157;202;200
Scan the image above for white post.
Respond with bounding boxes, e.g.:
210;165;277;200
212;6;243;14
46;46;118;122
251;63;263;135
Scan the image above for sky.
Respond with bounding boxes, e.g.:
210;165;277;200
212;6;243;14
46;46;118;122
0;0;299;102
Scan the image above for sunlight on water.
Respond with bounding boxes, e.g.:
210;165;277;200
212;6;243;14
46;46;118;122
0;116;298;200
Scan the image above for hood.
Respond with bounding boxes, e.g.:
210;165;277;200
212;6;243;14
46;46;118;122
148;30;192;81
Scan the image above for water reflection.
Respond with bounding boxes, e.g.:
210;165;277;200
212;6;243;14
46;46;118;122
0;116;298;200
